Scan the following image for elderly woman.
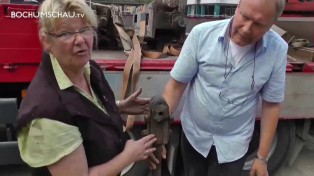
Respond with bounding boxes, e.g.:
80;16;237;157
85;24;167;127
16;0;157;175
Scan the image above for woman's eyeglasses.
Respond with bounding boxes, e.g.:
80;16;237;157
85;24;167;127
46;26;95;42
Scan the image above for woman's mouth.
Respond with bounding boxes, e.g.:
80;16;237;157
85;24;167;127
75;49;87;55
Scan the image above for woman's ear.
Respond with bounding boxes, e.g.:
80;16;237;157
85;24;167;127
39;33;51;53
42;37;51;53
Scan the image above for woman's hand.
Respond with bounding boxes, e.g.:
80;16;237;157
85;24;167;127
147;145;167;170
122;134;157;162
118;88;150;115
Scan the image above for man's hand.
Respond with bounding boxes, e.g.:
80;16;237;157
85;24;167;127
147;145;166;170
118;88;150;115
250;159;268;176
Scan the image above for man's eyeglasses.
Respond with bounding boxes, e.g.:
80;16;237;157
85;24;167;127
46;26;95;42
219;41;257;106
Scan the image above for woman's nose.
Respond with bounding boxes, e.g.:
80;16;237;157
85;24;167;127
73;33;85;44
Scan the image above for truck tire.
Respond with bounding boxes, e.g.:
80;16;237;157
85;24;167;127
242;120;295;175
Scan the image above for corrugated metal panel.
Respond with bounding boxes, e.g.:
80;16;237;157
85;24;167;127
0;4;42;64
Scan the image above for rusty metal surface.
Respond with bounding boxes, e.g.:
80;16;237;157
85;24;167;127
133;1;186;39
143;95;171;176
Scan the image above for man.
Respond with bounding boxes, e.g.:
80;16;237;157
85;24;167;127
162;0;288;176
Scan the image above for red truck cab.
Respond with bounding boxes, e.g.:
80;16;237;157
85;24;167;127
0;4;40;102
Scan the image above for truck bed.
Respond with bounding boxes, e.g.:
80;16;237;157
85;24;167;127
90;50;314;120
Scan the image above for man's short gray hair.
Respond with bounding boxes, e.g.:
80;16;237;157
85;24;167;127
238;0;286;19
275;0;286;18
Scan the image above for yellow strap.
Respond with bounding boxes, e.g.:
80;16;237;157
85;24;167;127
121;35;142;131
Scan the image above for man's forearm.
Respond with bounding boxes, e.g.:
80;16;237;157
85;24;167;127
258;100;281;159
162;78;187;114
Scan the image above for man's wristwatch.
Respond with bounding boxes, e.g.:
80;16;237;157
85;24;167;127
255;153;268;164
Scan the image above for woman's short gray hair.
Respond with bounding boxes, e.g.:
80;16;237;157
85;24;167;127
39;0;97;35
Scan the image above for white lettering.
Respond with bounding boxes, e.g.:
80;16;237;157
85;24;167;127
68;11;75;18
10;11;85;19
